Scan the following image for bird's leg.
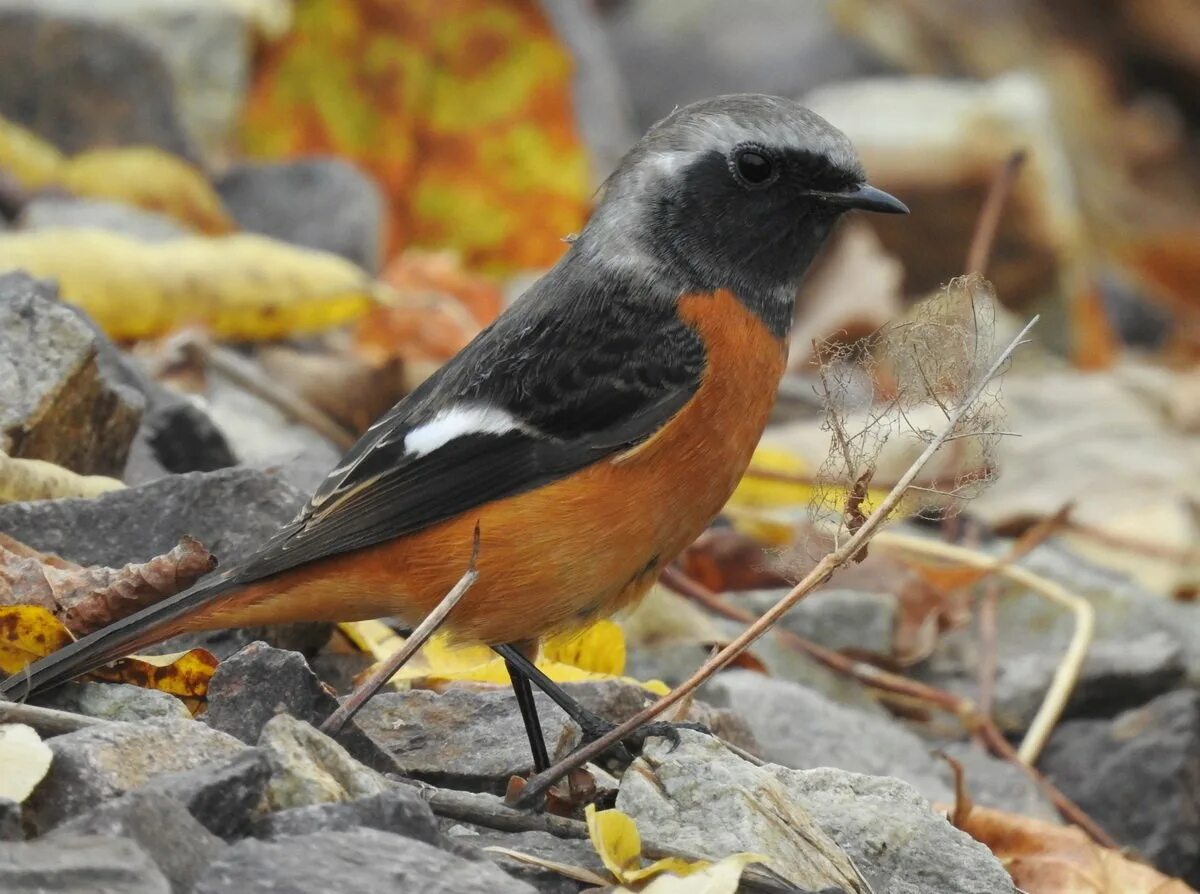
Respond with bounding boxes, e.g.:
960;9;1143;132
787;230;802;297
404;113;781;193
492;643;710;763
503;652;551;773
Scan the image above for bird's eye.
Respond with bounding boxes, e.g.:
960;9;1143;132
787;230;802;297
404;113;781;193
732;145;776;187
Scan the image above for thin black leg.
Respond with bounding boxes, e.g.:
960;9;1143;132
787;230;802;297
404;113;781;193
505;655;550;772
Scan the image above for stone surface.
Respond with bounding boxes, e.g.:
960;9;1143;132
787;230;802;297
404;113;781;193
465;828;601;894
773;765;1016;894
939;741;1057;821
0;799;20;841
140;748;271;841
27;718;247;830
253;788;441;848
616;733;866;892
739;588;897;656
1040;689;1200;882
33;682;191;723
0;9;191;157
0;0;252;157
704;670;952;803
356;688;579;794
49;792;224;893
195;827;538;894
204;641;392;769
0;271;144;475
257;714;389;811
0;835;171;893
18;196;191;241
216;159;385;272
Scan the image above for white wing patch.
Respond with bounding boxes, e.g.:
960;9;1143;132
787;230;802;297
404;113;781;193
403;405;526;457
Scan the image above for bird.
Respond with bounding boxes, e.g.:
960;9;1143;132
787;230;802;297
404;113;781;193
0;94;906;771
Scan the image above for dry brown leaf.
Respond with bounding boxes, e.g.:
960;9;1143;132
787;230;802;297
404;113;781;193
958;806;1196;894
0;534;216;637
382;251;504;325
0;451;125;504
680;528;790;594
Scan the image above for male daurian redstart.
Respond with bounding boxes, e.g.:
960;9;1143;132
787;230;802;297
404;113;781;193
1;95;906;769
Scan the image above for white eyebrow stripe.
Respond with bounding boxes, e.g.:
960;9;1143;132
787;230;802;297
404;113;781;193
403;405;529;457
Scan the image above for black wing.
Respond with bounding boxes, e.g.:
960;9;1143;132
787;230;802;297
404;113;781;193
232;266;705;584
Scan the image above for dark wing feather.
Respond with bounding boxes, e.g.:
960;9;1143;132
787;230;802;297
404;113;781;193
232;269;705;584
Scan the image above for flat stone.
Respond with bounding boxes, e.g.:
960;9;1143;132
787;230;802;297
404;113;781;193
464;828;602;894
0;835;171;893
140;748;271;841
27;717;247;830
204;641;393;770
0;9;191;157
355;688;579;795
739;588;897;656
194;827;539;894
33;682;190;723
253;787;441;848
704;670;952;803
939;741;1057;821
49;791;224;893
0;272;143;475
615;732;866;892
772;764;1016;894
18;197;191;241
1040;689;1200;883
216;159;385;272
257;714;389;811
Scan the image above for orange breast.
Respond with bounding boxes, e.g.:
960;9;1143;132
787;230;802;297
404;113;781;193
199;290;787;645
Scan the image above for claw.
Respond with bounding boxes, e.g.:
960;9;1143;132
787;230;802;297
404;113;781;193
575;715;712;764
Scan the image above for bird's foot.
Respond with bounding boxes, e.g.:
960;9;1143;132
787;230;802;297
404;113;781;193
574;712;712;764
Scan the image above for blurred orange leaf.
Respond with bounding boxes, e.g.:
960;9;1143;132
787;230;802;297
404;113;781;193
239;0;589;273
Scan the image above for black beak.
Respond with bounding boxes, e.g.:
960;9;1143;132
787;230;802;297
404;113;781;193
808;183;909;215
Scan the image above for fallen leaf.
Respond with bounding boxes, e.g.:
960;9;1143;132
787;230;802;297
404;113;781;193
0;534;216;637
680;527;790;594
238;0;589;271
0;724;52;802
958;805;1196;893
630;854;766;894
383;251;504;325
0;604;73;675
541;620;625;676
90;648;219;698
0;451;125;504
0;116;64;188
0;229;377;340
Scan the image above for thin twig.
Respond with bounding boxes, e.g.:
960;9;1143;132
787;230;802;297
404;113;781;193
966;150;1027;276
664;568;1117;848
322;527;480;735
0;700;103;735
977;581;1000;718
513;318;1038;809
179;334;357;449
873;530;1094;765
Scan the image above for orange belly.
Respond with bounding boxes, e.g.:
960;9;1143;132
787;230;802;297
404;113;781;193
195;290;787;645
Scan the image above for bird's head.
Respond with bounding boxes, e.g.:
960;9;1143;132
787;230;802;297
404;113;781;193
581;94;907;318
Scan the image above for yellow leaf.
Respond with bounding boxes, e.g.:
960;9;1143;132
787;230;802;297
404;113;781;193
0;604;74;674
0;451;125;504
59;148;234;234
0;724;53;803
91;648;219;698
0;117;65;188
542;619;625;675
733;446;820;509
633;853;766;894
0;229;376;340
586;804;643;882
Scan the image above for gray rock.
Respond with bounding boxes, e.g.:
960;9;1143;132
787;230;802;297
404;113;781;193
466;828;602;894
195;827;539;894
772;765;1016;894
140;749;271;841
616;732;866;892
0;799;20;841
600;0;887;131
355;688;579;795
49;792;224;893
204;641;394;770
939;741;1058;821
1040;689;1200;882
0;271;144;475
740;588;897;656
253;788;441;848
0;9;191;157
257;714;389;811
216;159;385;272
704;671;951;803
28;718;247;830
0;0;252;158
33;682;191;723
0;835;171;893
18;197;191;241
